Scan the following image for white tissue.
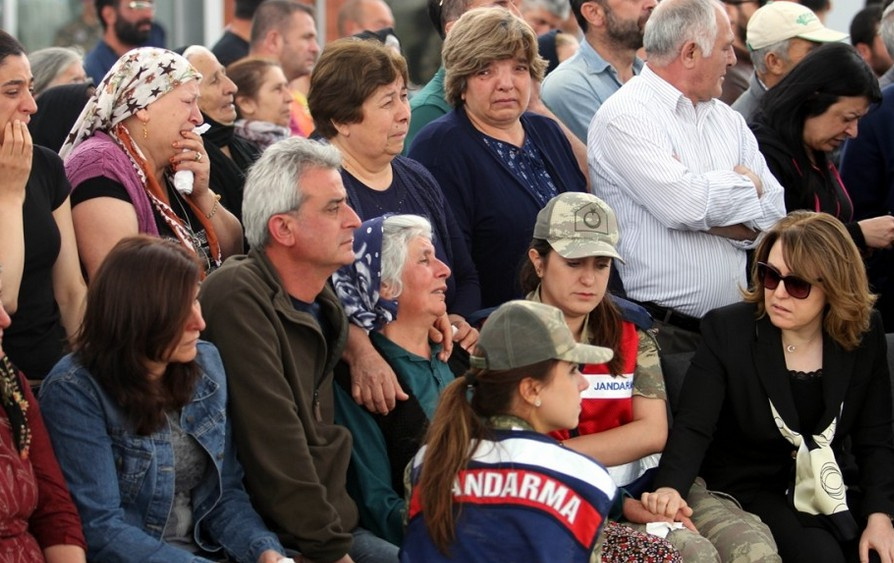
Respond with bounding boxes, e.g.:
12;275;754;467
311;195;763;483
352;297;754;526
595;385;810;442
645;521;685;539
173;123;211;195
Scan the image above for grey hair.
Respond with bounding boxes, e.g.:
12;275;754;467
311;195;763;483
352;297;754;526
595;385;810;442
242;137;342;249
380;214;433;299
750;37;791;76
521;0;570;21
181;45;211;62
644;0;719;67
882;2;894;63
28;47;83;96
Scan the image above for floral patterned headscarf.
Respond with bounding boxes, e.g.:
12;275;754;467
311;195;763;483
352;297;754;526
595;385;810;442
332;216;400;332
60;47;200;158
58;47;224;272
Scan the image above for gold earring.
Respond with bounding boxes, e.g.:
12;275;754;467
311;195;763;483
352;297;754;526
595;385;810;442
142;123;148;139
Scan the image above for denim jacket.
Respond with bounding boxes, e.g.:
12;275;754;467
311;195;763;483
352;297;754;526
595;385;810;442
40;341;284;562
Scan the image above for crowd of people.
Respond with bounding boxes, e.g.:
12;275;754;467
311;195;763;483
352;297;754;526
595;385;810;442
4;0;894;561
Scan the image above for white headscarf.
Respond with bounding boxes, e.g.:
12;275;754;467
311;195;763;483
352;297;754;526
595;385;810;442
60;47;200;159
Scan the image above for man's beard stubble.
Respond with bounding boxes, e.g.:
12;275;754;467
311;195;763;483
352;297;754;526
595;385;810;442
604;8;649;51
115;16;152;46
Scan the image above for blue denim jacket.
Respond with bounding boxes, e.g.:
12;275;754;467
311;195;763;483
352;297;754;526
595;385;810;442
40;341;284;562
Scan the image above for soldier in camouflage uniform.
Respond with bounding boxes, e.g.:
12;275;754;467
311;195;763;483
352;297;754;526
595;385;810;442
523;191;743;561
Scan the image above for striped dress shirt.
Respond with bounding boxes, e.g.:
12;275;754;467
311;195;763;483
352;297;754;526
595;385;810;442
587;65;785;318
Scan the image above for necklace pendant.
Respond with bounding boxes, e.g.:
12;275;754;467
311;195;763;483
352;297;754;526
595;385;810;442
786;344;797;353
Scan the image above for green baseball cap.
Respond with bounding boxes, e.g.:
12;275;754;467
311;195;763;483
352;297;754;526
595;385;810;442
533;192;624;262
469;301;614;370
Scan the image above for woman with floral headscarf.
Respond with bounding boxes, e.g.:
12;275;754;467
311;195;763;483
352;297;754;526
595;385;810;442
61;47;243;280
331;214;470;546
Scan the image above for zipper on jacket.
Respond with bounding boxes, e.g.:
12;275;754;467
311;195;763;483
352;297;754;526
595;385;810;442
313;388;322;422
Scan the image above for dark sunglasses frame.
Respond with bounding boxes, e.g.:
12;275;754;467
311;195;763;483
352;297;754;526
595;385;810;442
756;262;813;299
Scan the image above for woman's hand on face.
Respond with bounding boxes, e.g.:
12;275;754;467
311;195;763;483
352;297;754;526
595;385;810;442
860;513;894;563
0;120;32;205
640;487;692;520
448;314;478;352
858;216;894;249
170;130;210;196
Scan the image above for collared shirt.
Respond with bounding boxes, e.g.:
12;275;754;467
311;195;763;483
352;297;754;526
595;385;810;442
587;65;785;318
731;71;767;122
332;333;452;544
369;332;452;417
541;39;644;142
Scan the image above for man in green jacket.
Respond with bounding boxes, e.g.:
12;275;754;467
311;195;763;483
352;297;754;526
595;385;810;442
200;138;399;562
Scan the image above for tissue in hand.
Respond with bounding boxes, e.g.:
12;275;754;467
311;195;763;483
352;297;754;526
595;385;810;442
173;123;211;195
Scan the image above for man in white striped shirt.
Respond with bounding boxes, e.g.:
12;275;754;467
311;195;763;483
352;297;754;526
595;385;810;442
588;0;785;354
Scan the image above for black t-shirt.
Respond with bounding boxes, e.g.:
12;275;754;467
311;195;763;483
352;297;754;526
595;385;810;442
71;175;216;274
5;145;70;380
210;31;249;67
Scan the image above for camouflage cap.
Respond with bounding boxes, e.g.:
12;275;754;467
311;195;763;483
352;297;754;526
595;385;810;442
469;301;614;370
533;193;624;262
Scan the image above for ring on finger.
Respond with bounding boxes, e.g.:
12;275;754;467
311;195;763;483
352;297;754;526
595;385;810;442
195;151;203;162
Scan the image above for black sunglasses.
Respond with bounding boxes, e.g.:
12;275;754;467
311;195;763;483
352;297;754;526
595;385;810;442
756;262;813;299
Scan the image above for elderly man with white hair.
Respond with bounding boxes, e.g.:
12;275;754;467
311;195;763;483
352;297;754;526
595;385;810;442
588;0;785;356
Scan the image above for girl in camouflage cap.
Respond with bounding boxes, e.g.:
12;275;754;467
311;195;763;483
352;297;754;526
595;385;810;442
521;192;716;561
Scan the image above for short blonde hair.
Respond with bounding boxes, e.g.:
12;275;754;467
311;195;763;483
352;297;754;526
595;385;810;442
742;211;876;351
443;7;547;108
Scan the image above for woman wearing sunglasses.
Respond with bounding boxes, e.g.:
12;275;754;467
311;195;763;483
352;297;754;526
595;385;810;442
642;211;894;562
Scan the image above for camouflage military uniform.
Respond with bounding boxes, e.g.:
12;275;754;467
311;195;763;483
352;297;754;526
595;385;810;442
588;319;723;562
682;478;780;562
585;318;777;561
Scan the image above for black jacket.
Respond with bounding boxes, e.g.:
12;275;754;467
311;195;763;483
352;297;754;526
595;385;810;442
655;301;894;519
